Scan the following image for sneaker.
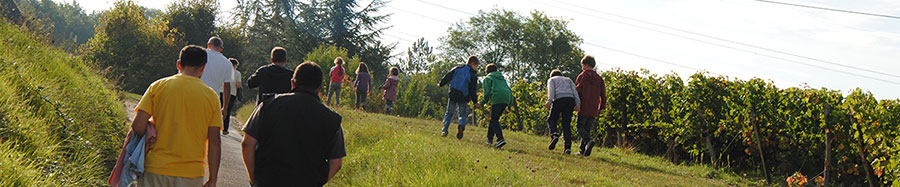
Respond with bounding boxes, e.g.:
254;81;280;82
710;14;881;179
486;139;493;145
564;149;571;155
495;139;507;149
583;140;595;156
441;132;448;137
456;131;464;139
223;131;229;135
548;134;560;150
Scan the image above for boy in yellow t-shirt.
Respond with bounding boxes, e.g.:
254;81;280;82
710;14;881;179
131;45;223;187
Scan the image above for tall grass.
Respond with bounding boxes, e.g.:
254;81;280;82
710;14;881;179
234;102;764;186
0;21;127;186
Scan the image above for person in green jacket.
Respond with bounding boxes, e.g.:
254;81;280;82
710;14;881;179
480;64;514;148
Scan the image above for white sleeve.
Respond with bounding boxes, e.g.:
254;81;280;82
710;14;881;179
224;59;235;83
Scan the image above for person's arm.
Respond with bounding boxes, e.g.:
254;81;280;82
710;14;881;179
599;76;608;111
247;68;261;89
223;83;231;116
480;78;491;105
241;134;257;184
131;110;151;136
327;158;342;182
438;68;456;87
571;80;581;105
205;127;221;187
546;79;555;107
469;71;478;105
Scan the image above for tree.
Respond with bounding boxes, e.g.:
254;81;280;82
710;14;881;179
81;0;178;93
398;38;436;74
14;0;99;50
440;9;584;82
162;0;218;46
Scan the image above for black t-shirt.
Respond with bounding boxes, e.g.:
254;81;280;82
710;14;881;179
243;88;345;186
246;64;294;103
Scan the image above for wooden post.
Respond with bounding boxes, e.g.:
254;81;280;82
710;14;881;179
852;111;880;187
824;104;831;187
750;109;771;184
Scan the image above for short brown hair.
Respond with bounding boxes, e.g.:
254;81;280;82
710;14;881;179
485;63;498;73
292;61;323;89
390;67;400;76
550;69;562;77
581;55;596;68
467;55;480;65
271;47;287;63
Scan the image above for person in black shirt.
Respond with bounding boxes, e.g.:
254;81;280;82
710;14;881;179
247;47;294;104
241;61;345;186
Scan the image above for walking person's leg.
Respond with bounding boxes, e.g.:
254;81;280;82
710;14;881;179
560;98;575;154
486;105;496;144
576;116;595;155
442;100;459;137
492;104;508;148
385;100;393;114
456;102;469;139
547;99;562;150
223;95;236;134
334;83;342;105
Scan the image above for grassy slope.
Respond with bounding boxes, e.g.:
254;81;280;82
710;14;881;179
0;22;127;186
235;103;763;186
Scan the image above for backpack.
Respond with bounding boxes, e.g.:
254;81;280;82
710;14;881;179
449;66;471;96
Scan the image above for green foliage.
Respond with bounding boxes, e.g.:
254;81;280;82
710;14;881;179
14;0;99;51
81;0;179;93
0;20;126;186
161;0;218;46
441;8;584;82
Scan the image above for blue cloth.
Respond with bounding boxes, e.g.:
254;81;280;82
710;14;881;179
118;131;148;187
442;100;469;133
449;66;471;97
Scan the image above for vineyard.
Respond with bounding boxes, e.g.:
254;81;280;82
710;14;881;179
347;67;899;186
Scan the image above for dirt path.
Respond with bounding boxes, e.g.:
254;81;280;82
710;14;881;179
123;99;250;186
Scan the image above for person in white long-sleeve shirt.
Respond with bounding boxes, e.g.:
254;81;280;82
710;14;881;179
544;69;580;154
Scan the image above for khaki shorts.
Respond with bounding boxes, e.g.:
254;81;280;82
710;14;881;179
138;172;203;187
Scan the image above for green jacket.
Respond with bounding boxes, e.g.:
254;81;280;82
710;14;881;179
481;71;514;105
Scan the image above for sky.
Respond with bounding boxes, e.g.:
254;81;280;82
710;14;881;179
58;0;900;100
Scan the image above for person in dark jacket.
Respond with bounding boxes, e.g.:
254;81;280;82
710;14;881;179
381;67;401;114
575;55;607;157
438;55;480;139
480;63;513;148
354;62;372;110
247;47;294;104
241;61;345;187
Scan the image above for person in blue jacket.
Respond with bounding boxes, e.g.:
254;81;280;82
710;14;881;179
438;55;480;139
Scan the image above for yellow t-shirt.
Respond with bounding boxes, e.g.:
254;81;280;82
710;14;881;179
136;74;223;178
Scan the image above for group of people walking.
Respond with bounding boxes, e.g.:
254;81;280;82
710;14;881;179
113;35;606;187
437;55;607;156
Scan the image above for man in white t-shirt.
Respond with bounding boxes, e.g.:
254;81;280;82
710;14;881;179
202;37;234;135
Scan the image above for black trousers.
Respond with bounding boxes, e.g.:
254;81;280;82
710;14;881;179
576;116;595;151
548;97;575;149
488;104;508;141
220;93;236;132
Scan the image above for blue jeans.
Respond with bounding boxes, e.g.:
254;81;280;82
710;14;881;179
442;100;469;133
326;82;341;105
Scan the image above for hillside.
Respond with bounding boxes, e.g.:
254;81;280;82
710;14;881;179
235;103;764;186
0;21;127;186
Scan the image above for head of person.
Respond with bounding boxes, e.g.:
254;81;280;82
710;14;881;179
177;45;208;77
485;63;498;74
467;55;480;69
550;69;562;77
229;58;240;69
292;61;324;91
207;37;224;52
334;57;344;66
390;67;400;76
356;62;368;74
270;47;287;64
581;55;596;70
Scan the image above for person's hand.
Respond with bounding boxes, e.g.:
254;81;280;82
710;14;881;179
575;104;581;112
221;109;227;119
368;92;372;96
544;102;551;109
203;180;216;187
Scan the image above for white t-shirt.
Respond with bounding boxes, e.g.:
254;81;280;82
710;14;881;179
231;70;241;96
201;49;234;93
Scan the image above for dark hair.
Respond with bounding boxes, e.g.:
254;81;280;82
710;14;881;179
550;69;562;77
334;57;344;65
179;45;207;67
207;36;223;48
485;63;498;73
293;61;323;89
271;47;287;63
390;67;400;76
356;62;368;73
581;55;596;68
467;55;480;65
229;58;240;67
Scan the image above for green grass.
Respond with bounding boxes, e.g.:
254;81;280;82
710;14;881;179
0;21;127;186
234;102;764;186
